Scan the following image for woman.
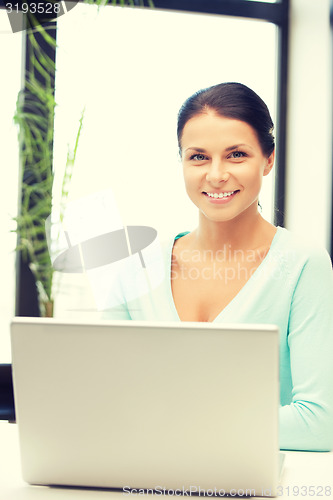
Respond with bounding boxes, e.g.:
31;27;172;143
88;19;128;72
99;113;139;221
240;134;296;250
104;82;333;452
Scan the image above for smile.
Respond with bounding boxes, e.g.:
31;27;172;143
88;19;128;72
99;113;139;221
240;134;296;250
205;191;237;198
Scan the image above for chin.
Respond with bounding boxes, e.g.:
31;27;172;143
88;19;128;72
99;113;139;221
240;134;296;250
201;210;236;223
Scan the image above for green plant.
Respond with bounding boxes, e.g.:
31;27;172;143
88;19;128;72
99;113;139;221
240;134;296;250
14;0;154;316
14;77;84;316
14;20;56;315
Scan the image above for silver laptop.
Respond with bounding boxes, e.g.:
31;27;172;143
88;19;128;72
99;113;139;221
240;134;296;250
10;318;280;496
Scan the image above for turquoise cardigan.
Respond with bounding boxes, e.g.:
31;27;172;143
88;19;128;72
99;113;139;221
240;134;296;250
101;226;333;452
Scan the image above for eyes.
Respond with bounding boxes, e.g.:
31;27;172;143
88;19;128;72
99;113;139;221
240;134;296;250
230;151;247;159
190;153;207;161
188;151;248;162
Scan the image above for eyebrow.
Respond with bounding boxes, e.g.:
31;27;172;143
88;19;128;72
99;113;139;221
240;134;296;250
185;144;253;153
184;147;207;153
225;143;253;152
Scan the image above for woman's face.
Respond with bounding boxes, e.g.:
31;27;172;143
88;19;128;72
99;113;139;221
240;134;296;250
180;112;274;223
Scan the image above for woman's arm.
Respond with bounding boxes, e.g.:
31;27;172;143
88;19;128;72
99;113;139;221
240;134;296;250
279;246;333;451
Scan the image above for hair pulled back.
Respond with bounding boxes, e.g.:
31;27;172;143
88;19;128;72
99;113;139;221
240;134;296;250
177;82;275;157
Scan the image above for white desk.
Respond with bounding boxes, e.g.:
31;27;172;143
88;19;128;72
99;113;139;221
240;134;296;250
1;422;332;499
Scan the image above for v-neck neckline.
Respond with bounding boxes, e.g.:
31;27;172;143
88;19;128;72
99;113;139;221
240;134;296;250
167;226;283;323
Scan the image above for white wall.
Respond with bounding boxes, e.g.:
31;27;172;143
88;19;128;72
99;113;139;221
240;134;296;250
286;0;332;250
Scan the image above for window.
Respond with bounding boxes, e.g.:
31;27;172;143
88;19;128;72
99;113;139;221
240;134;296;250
52;3;279;317
0;12;22;361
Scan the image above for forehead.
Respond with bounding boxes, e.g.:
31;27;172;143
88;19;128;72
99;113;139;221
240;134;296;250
181;112;260;150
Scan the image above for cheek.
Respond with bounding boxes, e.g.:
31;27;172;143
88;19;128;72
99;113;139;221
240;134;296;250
241;164;265;186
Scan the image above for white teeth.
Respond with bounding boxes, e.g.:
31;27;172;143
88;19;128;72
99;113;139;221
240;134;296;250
206;191;235;198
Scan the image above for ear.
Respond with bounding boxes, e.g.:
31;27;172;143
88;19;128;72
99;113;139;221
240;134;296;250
263;149;275;176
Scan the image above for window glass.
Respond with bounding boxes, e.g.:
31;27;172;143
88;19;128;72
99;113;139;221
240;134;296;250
53;4;278;317
0;13;22;361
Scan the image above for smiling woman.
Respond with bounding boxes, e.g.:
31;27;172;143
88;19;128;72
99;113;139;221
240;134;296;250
171;83;333;452
102;82;333;453
178;83;275;226
49;2;332;453
180;114;274;223
172;83;279;322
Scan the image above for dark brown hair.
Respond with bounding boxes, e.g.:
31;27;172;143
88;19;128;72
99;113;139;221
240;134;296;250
177;82;275;157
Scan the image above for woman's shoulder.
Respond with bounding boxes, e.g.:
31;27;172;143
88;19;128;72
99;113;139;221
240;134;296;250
160;231;191;249
174;231;191;241
273;226;332;269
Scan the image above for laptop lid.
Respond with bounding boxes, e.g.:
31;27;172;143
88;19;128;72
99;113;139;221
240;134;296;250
11;318;280;496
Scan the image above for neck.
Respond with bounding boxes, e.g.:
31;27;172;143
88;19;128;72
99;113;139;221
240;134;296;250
194;209;270;252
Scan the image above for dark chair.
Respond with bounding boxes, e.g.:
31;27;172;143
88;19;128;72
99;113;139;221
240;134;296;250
0;364;16;422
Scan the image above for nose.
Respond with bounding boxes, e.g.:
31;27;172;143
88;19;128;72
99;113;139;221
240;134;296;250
206;159;230;184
